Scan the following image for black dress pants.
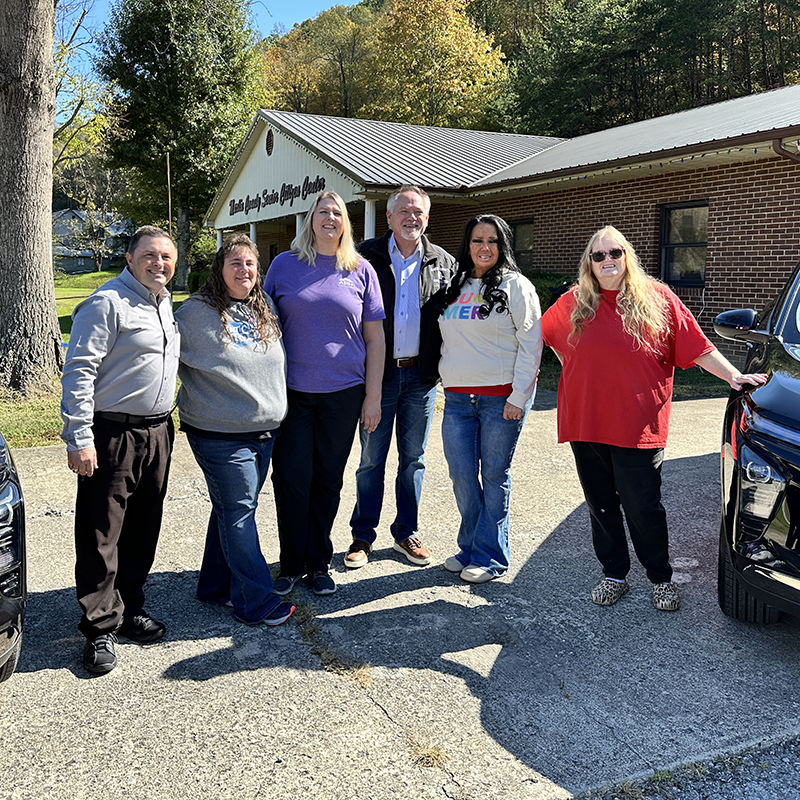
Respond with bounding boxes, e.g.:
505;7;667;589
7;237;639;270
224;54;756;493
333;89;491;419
271;385;364;576
570;441;672;584
74;416;174;639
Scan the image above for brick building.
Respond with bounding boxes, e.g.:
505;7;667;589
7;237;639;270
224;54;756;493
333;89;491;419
205;84;800;361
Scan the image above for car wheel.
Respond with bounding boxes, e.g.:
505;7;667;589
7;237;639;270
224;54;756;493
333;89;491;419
718;522;780;623
0;634;21;684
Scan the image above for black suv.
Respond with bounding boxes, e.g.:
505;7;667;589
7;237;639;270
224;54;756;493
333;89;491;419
714;263;800;622
0;431;26;682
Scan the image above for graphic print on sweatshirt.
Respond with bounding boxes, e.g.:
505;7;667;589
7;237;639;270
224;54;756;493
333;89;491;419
227;315;260;347
443;289;487;320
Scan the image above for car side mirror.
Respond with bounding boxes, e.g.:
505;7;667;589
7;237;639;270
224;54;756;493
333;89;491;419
713;308;770;344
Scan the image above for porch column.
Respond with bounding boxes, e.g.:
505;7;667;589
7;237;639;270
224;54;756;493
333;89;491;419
249;222;258;242
295;213;305;237
364;199;376;241
216;229;223;248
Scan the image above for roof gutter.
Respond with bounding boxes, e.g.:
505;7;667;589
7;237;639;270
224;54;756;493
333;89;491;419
475;125;800;193
771;138;800;164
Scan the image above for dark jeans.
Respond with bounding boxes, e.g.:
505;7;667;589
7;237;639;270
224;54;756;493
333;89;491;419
570;441;672;584
271;385;365;576
186;432;281;624
74;416;173;639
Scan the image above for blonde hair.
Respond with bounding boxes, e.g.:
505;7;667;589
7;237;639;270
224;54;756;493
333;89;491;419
569;226;671;352
291;191;361;271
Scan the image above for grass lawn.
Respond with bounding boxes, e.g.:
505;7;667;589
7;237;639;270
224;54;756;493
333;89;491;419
1;270;726;450
54;268;190;342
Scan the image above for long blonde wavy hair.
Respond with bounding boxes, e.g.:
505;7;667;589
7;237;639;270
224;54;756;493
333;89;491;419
569;226;671;352
291;191;361;271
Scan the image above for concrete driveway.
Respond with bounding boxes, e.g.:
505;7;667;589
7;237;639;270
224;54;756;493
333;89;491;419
2;391;798;800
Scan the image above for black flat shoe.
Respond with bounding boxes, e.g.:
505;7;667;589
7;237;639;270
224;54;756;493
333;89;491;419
119;613;166;643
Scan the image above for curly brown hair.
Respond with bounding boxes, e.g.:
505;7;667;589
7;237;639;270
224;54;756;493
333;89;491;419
197;234;281;346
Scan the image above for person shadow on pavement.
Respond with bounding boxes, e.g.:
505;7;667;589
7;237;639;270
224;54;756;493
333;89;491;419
16;451;800;793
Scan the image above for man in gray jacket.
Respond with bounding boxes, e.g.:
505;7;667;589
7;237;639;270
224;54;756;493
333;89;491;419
345;185;455;569
61;225;179;674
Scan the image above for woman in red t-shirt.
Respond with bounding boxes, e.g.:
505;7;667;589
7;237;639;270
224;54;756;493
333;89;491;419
541;226;766;611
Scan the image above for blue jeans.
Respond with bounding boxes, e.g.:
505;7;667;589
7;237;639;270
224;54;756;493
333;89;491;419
441;391;533;575
350;365;438;544
186;432;282;624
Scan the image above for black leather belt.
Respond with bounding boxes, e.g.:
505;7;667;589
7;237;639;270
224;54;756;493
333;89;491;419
95;411;171;426
394;357;418;368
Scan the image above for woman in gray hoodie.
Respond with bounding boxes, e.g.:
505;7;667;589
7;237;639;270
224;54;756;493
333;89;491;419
175;234;293;627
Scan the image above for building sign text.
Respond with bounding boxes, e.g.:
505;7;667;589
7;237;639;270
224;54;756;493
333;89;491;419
228;175;327;217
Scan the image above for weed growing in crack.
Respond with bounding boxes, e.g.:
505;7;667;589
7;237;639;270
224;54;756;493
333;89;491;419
294;600;372;688
409;737;450;769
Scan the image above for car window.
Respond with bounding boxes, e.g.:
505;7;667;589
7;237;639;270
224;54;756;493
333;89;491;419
778;270;800;346
788;287;800;345
794;300;800;345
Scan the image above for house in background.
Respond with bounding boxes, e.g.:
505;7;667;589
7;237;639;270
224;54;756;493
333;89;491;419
205;84;800;362
53;208;134;273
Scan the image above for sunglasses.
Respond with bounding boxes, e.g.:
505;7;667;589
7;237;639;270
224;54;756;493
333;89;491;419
590;248;624;262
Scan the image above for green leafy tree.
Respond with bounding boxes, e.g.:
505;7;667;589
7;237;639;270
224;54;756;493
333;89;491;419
363;0;507;128
54;0;108;172
512;0;800;137
262;23;329;114
467;0;549;58
309;4;377;117
96;0;263;288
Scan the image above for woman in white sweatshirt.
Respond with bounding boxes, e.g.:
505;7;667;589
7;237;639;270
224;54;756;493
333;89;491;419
438;215;543;583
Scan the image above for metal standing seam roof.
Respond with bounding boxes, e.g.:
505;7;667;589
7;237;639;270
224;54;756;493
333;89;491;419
262;109;564;189
473;83;800;187
206;84;800;225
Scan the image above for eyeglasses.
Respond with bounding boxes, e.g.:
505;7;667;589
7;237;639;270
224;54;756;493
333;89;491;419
590;248;624;262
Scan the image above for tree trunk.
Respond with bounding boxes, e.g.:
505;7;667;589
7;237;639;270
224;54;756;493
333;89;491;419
173;204;192;291
0;0;63;392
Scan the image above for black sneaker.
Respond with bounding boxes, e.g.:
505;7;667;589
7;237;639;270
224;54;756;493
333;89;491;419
119;613;166;643
234;601;295;627
311;571;336;596
83;633;118;674
273;574;304;596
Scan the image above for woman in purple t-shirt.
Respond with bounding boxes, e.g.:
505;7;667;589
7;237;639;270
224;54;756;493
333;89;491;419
264;191;385;596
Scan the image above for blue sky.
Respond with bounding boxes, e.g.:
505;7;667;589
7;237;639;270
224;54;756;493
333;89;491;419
85;0;336;39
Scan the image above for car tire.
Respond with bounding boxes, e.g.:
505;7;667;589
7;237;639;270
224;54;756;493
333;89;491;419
0;633;21;684
718;522;780;623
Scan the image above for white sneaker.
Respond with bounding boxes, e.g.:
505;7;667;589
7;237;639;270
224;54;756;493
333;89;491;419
460;565;496;584
444;555;465;573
